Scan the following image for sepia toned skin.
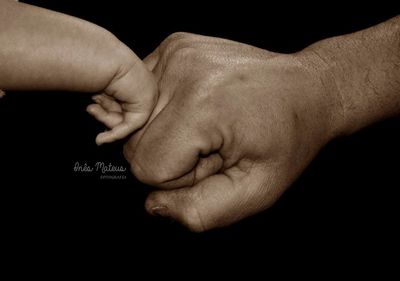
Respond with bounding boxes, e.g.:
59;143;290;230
0;0;157;144
1;0;398;232
116;17;400;232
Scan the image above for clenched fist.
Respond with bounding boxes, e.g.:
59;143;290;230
125;16;400;232
123;33;341;231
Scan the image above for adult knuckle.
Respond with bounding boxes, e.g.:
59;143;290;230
129;154;172;186
124;146;151;182
128;157;151;183
173;46;197;59
161;32;190;52
160;32;198;57
166;32;192;42
122;142;134;163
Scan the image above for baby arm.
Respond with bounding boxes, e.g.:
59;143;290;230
0;0;157;144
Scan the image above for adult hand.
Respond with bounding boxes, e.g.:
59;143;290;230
123;32;341;231
125;16;400;231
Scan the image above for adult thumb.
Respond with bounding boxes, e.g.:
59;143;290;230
144;164;281;232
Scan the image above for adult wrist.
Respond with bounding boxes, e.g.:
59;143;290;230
292;47;346;143
299;17;400;139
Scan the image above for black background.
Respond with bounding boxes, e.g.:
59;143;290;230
1;0;399;264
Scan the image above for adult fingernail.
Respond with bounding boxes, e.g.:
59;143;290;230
151;206;169;217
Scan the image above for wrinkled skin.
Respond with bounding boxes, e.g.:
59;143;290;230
123;33;340;232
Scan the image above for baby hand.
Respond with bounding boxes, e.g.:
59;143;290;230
87;58;158;145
